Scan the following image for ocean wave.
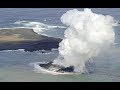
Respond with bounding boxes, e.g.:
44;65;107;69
0;20;65;38
14;20;66;34
0;27;31;30
51;48;58;51
14;20;66;29
0;49;58;54
0;49;25;52
30;62;80;75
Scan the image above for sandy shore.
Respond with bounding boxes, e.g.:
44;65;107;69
0;28;48;42
0;34;25;41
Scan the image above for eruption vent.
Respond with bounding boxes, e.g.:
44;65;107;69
53;8;115;73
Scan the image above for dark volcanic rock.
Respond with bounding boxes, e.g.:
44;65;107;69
0;38;62;52
0;28;62;52
57;66;74;72
39;61;75;73
39;62;53;69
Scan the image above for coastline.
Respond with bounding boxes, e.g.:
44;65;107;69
0;28;62;52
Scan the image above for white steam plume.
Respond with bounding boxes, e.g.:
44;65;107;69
53;8;115;73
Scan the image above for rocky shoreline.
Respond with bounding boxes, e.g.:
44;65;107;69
0;28;62;52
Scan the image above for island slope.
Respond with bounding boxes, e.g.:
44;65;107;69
0;28;62;52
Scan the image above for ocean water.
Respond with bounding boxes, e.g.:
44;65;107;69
0;8;120;82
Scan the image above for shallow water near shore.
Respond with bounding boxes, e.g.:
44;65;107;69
0;47;120;82
0;66;115;82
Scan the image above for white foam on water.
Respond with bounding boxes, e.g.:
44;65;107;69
31;62;80;75
0;49;25;52
14;20;66;37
